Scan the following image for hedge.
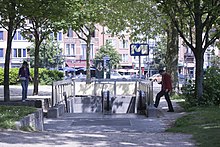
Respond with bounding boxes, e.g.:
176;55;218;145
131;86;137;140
0;68;64;85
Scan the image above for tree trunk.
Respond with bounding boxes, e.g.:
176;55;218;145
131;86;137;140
86;36;91;83
166;23;179;93
33;34;40;95
194;9;204;104
4;24;14;102
194;50;204;104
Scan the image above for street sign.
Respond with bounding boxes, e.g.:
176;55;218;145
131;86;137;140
130;43;149;56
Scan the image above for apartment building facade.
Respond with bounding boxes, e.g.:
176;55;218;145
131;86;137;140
63;25;133;69
1;24;219;77
0;28;32;68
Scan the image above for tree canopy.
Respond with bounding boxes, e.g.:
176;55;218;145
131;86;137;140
155;0;220;103
0;0;28;101
20;0;71;95
94;42;121;69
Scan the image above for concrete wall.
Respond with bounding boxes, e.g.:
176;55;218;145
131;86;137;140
15;109;44;131
74;81;139;96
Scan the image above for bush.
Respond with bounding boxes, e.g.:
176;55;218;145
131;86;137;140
181;80;196;107
203;67;220;106
0;68;3;85
39;68;64;85
181;67;220;107
9;68;19;84
0;68;19;85
0;68;64;85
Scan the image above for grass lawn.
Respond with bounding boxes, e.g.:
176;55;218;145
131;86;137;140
167;104;220;147
0;105;36;129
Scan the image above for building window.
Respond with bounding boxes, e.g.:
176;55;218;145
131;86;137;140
119;40;128;48
0;48;3;57
13;48;27;58
66;44;70;55
23;49;26;57
67;28;73;37
186;47;193;54
81;44;94;60
0;31;3;40
57;32;62;41
13;31;25;40
65;44;75;55
71;44;75;55
50;32;63;41
121;54;128;62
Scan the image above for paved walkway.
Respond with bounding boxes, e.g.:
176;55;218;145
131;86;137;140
0;85;52;100
0;85;196;147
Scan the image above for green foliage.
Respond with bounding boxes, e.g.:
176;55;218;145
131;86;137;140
39;68;63;85
0;68;20;85
203;67;220;106
153;36;166;70
167;106;220;147
211;56;220;68
181;67;220;107
0;68;3;84
0;68;63;85
9;68;19;85
94;42;121;69
29;38;64;68
181;80;196;107
155;0;220;102
104;0;161;42
0;106;36;129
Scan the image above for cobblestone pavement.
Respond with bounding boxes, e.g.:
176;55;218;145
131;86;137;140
0;84;196;147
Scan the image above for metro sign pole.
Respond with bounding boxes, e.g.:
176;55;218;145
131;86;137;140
130;43;149;79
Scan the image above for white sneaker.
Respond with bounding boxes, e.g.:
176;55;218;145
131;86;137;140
22;100;26;102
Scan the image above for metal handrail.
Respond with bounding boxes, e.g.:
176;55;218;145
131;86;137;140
51;79;153;109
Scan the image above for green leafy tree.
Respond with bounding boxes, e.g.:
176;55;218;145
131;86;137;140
29;38;64;69
211;56;220;68
0;0;27;101
94;42;121;69
155;0;220;104
20;0;70;95
153;36;166;69
103;0;179;88
65;0;108;82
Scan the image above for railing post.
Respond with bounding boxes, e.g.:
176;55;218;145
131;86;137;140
114;80;116;98
149;81;154;106
52;83;54;107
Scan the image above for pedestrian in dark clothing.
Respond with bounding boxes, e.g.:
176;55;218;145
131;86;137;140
18;61;32;102
154;69;174;112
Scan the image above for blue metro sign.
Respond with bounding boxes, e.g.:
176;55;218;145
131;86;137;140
130;43;149;56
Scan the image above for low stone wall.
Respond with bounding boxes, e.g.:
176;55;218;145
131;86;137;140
47;104;65;118
15;108;44;131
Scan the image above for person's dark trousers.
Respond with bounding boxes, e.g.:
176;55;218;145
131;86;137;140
154;90;174;111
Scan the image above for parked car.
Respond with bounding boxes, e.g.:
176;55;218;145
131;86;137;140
130;74;146;79
110;71;125;79
149;74;162;82
75;74;86;80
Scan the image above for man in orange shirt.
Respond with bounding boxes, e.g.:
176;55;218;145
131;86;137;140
154;69;174;112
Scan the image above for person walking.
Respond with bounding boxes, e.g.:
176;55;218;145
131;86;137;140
18;61;32;102
154;69;174;112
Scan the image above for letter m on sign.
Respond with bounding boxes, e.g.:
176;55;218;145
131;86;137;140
130;43;149;56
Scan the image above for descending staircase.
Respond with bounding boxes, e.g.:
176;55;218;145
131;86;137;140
71;96;134;114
